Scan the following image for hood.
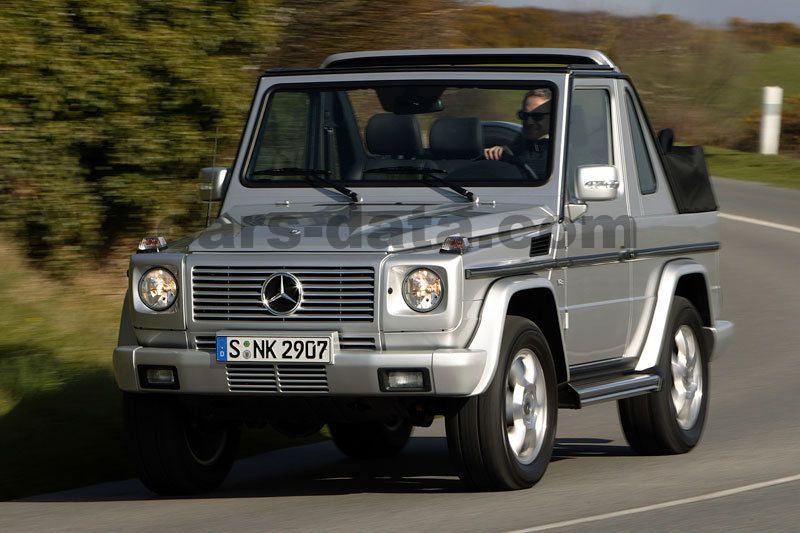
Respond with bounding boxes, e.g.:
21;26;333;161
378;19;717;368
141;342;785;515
188;202;555;253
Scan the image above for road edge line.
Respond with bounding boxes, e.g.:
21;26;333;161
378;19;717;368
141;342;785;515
507;473;800;532
719;212;800;234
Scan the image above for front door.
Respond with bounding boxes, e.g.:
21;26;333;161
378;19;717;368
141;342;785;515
563;81;632;364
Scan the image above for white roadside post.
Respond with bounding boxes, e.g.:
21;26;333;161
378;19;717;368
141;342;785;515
759;86;783;155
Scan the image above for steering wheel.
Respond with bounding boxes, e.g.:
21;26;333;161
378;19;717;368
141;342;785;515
474;145;540;181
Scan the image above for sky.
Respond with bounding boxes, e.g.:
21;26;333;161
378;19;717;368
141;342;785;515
493;0;800;26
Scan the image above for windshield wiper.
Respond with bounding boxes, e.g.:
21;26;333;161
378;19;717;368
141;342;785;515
362;167;477;203
251;167;362;203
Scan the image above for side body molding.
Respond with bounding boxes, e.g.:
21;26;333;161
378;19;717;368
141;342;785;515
634;259;712;371
467;275;563;395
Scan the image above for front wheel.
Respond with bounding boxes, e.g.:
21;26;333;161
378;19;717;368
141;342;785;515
123;393;240;496
446;316;557;491
618;296;710;454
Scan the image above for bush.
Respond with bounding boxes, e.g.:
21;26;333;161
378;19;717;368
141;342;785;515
728;17;800;52
0;0;464;274
736;96;800;156
782;97;800;155
0;1;283;273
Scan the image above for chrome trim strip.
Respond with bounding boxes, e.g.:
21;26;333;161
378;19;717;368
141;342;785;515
629;241;721;259
465;241;720;279
466;251;621;279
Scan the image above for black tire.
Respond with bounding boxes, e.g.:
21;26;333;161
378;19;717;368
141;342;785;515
618;296;710;455
329;419;413;459
445;316;557;491
124;393;240;496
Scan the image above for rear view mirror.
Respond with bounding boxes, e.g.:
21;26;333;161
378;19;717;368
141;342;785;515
376;85;446;114
575;165;619;202
198;167;228;202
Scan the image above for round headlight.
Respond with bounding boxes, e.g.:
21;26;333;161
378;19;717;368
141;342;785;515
402;268;444;313
138;267;178;311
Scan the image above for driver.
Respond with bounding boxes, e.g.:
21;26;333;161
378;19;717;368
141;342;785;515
484;88;552;177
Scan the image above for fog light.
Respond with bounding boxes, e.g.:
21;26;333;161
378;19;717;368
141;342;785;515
379;369;430;392
138;365;180;389
389;371;424;388
146;368;175;385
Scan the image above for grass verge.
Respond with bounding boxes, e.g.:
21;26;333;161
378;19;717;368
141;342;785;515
0;241;323;500
705;146;800;188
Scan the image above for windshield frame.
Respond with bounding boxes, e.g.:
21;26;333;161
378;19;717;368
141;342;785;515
238;78;559;189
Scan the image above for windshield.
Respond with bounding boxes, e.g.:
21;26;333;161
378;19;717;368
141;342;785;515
244;83;556;187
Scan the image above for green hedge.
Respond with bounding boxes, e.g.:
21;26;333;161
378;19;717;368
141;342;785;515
0;1;282;272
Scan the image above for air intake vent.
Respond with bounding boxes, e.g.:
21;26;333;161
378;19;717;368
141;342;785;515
226;363;328;393
339;336;378;351
529;233;552;257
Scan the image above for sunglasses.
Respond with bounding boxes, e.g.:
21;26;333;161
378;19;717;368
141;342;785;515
517;110;549;121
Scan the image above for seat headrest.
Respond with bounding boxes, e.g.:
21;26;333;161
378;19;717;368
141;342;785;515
365;113;423;157
429;117;483;159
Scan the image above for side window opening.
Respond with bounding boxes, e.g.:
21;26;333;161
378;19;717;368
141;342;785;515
626;92;657;195
565;89;613;198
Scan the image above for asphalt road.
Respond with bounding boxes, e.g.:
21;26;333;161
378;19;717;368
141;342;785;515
2;177;799;532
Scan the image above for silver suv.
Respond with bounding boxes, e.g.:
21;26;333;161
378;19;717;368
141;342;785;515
115;48;734;494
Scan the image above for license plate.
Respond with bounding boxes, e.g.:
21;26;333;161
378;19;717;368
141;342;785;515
216;335;333;363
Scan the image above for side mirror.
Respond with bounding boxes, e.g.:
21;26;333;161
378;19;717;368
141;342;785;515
575;165;619;202
657;128;675;153
198;167;228;202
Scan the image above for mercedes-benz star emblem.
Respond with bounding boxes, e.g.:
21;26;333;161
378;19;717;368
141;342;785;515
261;272;303;315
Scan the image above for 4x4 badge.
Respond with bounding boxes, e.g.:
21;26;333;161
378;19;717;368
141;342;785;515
260;272;303;315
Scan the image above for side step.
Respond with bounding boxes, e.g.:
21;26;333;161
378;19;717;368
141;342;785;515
559;373;662;409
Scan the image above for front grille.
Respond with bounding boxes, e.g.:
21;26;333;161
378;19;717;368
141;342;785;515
226;363;328;393
192;266;375;322
194;335;378;352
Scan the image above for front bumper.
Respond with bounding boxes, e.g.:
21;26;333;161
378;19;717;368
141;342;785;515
114;345;487;396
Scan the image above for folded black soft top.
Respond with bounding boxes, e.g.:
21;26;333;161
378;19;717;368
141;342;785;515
662;145;718;214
